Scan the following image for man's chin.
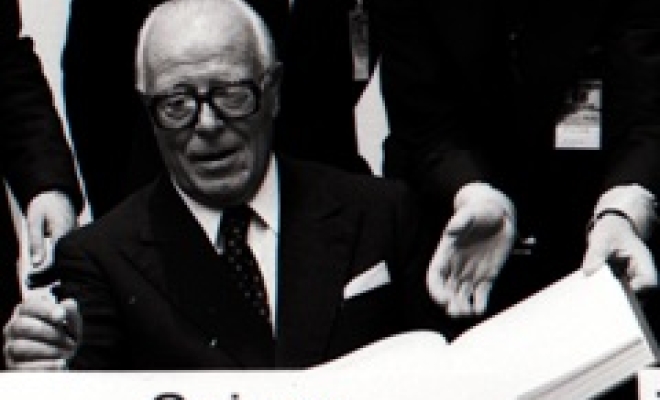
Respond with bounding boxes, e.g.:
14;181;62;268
191;179;257;207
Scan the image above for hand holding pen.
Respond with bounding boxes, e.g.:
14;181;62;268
3;293;81;370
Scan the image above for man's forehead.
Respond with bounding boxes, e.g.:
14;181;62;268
150;56;256;89
148;11;245;50
144;12;255;70
149;34;250;65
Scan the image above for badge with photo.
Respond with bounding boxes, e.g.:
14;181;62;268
555;79;602;150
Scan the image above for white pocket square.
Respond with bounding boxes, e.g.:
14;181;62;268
343;261;391;299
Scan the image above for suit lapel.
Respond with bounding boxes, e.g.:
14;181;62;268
275;159;360;367
125;177;274;367
121;163;360;368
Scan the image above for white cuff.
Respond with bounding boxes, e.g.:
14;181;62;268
593;184;657;239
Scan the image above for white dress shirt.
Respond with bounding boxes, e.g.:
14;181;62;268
174;157;280;330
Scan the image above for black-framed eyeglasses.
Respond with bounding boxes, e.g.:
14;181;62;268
142;67;277;131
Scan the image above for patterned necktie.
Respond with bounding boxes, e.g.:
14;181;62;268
219;205;271;322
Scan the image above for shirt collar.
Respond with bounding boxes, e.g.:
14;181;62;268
249;156;280;234
173;156;280;244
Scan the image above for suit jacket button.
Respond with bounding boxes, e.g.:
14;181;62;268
209;338;218;348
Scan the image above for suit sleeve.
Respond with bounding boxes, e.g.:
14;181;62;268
600;0;660;196
52;235;125;370
371;0;491;207
386;181;459;336
0;0;82;212
62;0;157;216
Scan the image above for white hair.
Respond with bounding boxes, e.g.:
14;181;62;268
134;0;277;93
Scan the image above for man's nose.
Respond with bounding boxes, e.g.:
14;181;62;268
195;102;225;132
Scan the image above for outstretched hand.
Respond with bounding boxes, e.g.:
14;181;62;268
427;183;516;316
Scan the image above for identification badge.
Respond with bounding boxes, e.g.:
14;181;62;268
554;79;602;150
349;0;370;81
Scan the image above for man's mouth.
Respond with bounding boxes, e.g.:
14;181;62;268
188;147;242;171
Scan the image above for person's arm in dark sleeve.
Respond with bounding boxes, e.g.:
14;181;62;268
371;0;488;207
62;0;155;217
0;0;82;214
372;0;517;316
580;0;660;292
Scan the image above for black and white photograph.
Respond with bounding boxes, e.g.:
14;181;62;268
2;0;660;398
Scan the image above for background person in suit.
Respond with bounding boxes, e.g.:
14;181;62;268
63;0;375;219
274;0;376;175
0;0;83;367
3;0;443;370
371;0;660;317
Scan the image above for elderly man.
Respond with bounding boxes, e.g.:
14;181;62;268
63;0;373;219
3;0;444;370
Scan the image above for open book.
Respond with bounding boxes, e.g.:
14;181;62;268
0;266;655;400
319;264;659;399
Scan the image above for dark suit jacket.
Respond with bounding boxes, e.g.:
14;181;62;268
53;157;442;370
274;0;377;174
373;0;660;297
0;0;82;331
62;0;375;218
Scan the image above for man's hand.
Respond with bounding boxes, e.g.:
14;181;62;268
581;185;657;292
427;183;516;316
581;214;657;291
26;190;77;267
3;294;81;370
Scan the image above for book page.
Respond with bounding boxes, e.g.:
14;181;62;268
309;265;657;399
315;329;449;372
1;268;653;400
440;265;657;398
